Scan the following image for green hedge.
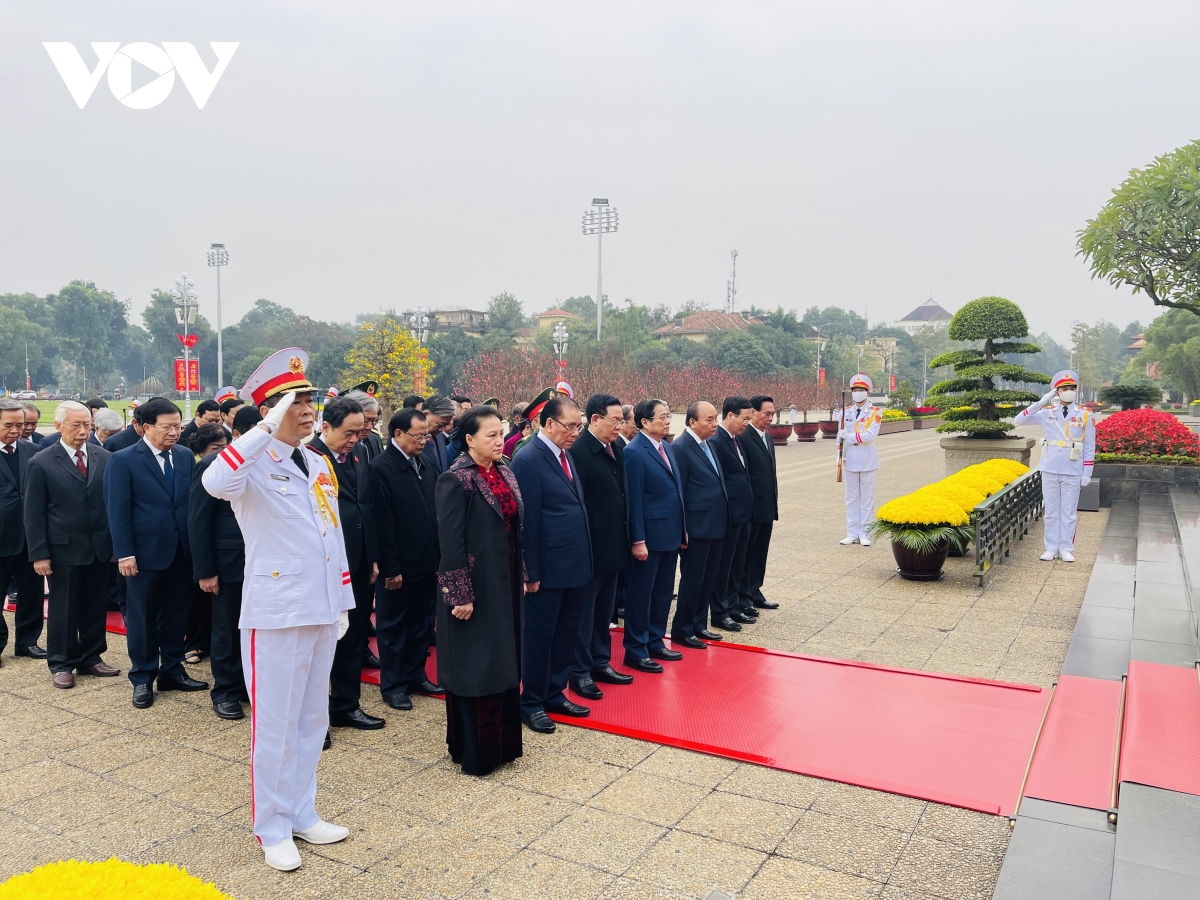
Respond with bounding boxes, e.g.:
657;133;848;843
1095;453;1200;466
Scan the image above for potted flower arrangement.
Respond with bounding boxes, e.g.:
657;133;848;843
1095;408;1200;464
879;408;914;434
908;406;942;430
867;494;970;580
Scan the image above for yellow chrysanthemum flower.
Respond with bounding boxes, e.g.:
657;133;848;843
0;860;234;900
876;494;970;527
973;459;1028;483
945;471;1005;496
916;482;986;513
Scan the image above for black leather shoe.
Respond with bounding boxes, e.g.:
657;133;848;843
16;645;47;659
323;731;332;751
383;693;413;711
523;711;556;733
570;678;603;700
592;665;634;685
409;679;444;695
214;701;245;720
696;629;723;642
363;653;381;669
366;622;377;637
752;598;780;610
158;675;209;692
712;616;743;632
676;635;706;650
330;708;386;730
132;684;154;708
649;647;683;661
730;611;756;625
546;699;590;717
741;606;760;618
623;655;663;673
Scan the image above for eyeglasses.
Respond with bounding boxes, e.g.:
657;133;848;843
551;419;584;433
403;431;430;442
151;424;182;433
654;413;672;422
599;415;624;426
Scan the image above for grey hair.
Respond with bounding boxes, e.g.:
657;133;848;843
0;399;23;414
423;394;455;417
94;408;123;432
54;400;89;424
344;390;380;414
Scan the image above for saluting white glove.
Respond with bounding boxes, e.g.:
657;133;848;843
1040;389;1058;406
261;390;296;434
337;610;349;640
1080;476;1091;488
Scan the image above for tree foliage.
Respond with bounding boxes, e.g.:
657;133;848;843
487;292;529;332
1097;383;1161;411
340;314;433;420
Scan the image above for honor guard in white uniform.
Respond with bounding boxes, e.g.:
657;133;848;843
1014;369;1095;563
838;373;883;546
202;349;355;872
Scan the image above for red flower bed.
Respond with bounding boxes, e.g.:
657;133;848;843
908;406;940;416
1095;409;1200;458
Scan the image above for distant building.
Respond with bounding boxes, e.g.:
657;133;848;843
534;308;583;331
1126;333;1146;356
652;310;762;343
430;308;490;338
880;298;953;335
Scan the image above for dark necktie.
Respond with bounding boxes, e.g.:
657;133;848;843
338;453;357;492
411;456;422;478
291;448;309;477
1063;407;1069;419
76;449;87;477
159;450;173;489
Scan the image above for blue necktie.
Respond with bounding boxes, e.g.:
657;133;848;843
160;450;174;490
701;439;718;472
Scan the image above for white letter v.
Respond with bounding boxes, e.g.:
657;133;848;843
43;42;121;109
163;42;240;109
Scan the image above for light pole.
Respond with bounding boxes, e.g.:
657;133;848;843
553;320;569;373
207;243;229;386
409;305;430;345
25;341;30;391
170;273;199;419
582;198;618;340
814;322;832;379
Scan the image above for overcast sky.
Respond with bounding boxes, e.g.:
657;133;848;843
1;1;1194;343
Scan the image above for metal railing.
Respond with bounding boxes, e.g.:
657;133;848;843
972;470;1043;585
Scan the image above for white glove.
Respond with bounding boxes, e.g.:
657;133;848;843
337;610;349;640
837;429;847;442
262;390;296;433
1080;476;1091;488
1041;389;1058;406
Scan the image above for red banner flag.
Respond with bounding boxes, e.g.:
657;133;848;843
175;358;200;392
889;374;897;392
818;367;826;388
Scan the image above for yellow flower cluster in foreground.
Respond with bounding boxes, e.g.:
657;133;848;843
877;458;1029;526
0;860;234;900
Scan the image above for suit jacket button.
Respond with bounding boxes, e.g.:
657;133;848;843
442;587;449;594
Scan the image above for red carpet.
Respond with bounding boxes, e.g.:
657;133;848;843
1023;675;1122;811
1119;660;1200;797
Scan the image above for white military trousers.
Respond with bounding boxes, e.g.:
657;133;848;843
1041;471;1082;554
242;623;337;847
844;469;878;540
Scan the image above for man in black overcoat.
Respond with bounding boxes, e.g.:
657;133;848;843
371;407;443;711
0;400;44;659
567;393;634;700
735;395;780;613
709;397;756;630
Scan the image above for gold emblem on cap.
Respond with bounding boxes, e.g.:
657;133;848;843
288;356;303;373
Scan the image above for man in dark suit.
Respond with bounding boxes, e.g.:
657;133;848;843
510;396;594;733
37;398;105;449
24;401;119;687
670;401;728;648
309;396;385;731
219;397;244;436
345;390;384;463
567;393;633;700
0;400;45;659
709;397;756;631
737;395;780;613
419;395;455;477
104;397;207;708
19;403;41;443
616;404;637;449
622;399;687;673
189;406;260;720
180;399;222;449
371;407;443;711
103;418;142;452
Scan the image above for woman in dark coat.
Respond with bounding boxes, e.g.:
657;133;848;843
435;407;525;776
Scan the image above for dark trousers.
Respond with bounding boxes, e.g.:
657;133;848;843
711;521;750;619
613;570;626;622
210;579;246;705
0;549;44;652
521;583;587;716
184;585;212;656
744;521;774;604
124;545;191;686
46;558;108;673
107;561;126;614
572;569;620;681
376;572;436;701
329;558;374;715
622;549;678;660
672;536;724;640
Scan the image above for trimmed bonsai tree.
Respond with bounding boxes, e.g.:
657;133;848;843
1098;381;1162;411
928;296;1050;438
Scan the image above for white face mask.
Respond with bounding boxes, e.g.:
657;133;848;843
1058;390;1077;404
851;390;868;403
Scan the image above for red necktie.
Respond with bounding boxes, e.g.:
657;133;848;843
658;443;672;471
75;449;87;476
605;443;615;459
560;450;572;481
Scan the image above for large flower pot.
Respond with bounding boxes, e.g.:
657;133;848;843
878;419;914;435
891;538;949;581
818;421;840;438
767;424;792;446
793;423;821;442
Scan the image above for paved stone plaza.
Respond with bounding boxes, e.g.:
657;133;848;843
0;424;1104;899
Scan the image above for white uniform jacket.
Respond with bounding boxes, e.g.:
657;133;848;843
1014;401;1096;477
202;425;355;630
840;404;882;473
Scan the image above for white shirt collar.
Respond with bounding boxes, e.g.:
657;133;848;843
645;433;663;450
685;427;705;445
69;441;87;461
537;430;566;457
142;435;165;456
750;424;767;438
391;437;415;461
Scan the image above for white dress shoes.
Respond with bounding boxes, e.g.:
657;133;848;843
1039;551;1056;561
1060;551;1075;563
294;820;350;845
262;838;302;871
839;536;858;545
859;536;872;547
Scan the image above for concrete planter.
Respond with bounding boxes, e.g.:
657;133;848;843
1094;462;1200;506
940;436;1036;476
911;416;943;430
878;420;914;435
